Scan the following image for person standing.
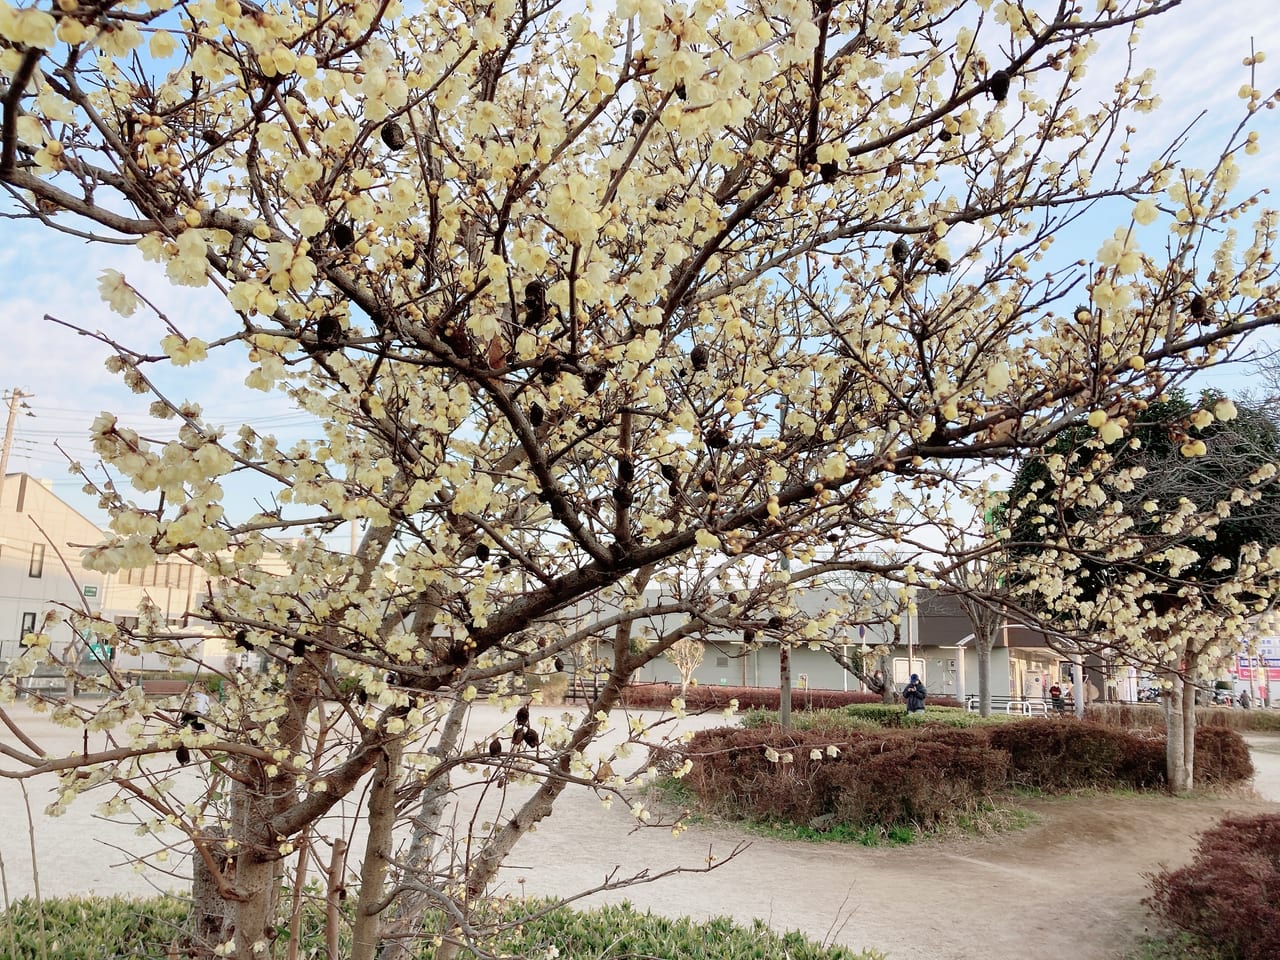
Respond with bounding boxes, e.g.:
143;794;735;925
903;674;927;713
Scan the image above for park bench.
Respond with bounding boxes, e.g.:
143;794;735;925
139;678;191;698
965;695;1063;717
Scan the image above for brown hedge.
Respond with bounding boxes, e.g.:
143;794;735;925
681;725;1008;830
622;682;963;711
1147;814;1280;960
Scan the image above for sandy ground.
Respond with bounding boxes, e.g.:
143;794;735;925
2;701;1278;960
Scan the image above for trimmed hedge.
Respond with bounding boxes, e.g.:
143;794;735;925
679;720;1255;835
1147;814;1280;960
622;682;962;712
621;683;886;710
681;725;1009;831
1085;701;1280;734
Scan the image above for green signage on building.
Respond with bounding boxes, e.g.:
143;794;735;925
83;585;98;598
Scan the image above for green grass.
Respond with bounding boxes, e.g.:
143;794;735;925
0;895;886;960
1121;932;1226;960
741;704;1024;732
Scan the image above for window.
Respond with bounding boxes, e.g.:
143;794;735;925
716;656;729;667
20;611;37;640
28;543;44;578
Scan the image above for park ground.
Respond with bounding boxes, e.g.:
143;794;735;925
2;701;1277;960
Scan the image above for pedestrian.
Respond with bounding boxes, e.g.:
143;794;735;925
1049;682;1064;712
903;673;927;713
1239;689;1252;710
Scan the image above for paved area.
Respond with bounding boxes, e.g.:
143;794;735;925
2;701;1277;959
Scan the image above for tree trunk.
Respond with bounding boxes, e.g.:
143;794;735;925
377;700;471;960
351;739;404;960
432;663;635;960
976;638;992;718
779;645;792;729
1166;675;1191;792
879;653;894;705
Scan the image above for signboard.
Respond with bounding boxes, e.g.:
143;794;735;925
82;585;98;597
1235;656;1280;682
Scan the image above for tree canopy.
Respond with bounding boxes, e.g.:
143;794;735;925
3;0;1280;955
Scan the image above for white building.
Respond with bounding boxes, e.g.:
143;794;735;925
0;472;107;664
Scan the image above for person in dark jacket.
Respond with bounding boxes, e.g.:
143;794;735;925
903;674;927;713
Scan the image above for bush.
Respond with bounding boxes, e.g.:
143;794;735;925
987;719;1253;791
621;682;886;711
1085;702;1280;734
681;725;1009;832
989;719;1156;791
1193;726;1255;784
739;707;884;734
0;895;885;960
1147;814;1280;960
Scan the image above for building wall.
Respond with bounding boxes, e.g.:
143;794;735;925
0;473;106;662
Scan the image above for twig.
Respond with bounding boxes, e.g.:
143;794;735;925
325;838;348;960
19;780;48;960
1;48;41;177
0;843;17;960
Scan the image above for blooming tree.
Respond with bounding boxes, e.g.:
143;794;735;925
2;0;1279;955
1007;393;1280;790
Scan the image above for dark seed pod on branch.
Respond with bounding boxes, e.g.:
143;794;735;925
767;615;784;629
705;426;730;449
618;459;635;483
489;738;503;756
891;237;909;263
475;542;490;562
523;728;540;748
582;367;606;394
938;129;953;142
234;630;251;650
316;314;342;353
292;637;309;658
1073;305;1093;324
668;482;680;498
539;355;562;385
934;257;951;274
660;463;678;482
554;656;565;672
380;121;406;151
176;745;190;766
1189;293;1207;320
529;402;544;427
988;69;1011;103
632;108;647;126
497;554;511;569
690;343;710;371
743;628;756;644
819;161;839;184
515;705;530;726
524;280;546;329
330;221;356;250
613;486;634;507
674;81;687;100
699;470;716;493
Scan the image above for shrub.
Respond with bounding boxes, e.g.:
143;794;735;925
1085;701;1280;734
1147;814;1280;960
621;682;886;711
681;725;1009;832
0;895;884;960
987;719;1253;791
988;719;1148;791
1193;726;1255;784
740;707;883;734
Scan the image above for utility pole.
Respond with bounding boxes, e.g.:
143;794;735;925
0;389;34;507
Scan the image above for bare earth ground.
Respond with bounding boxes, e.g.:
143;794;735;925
2;701;1278;960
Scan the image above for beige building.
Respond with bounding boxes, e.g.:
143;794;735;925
0;472;107;663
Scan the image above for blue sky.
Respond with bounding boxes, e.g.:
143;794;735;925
1;0;1277;529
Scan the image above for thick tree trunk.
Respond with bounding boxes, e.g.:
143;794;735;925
879;653;894;705
351;739;404;960
1182;673;1197;788
1166;676;1191;792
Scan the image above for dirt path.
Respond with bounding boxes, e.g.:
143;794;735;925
2;703;1277;960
